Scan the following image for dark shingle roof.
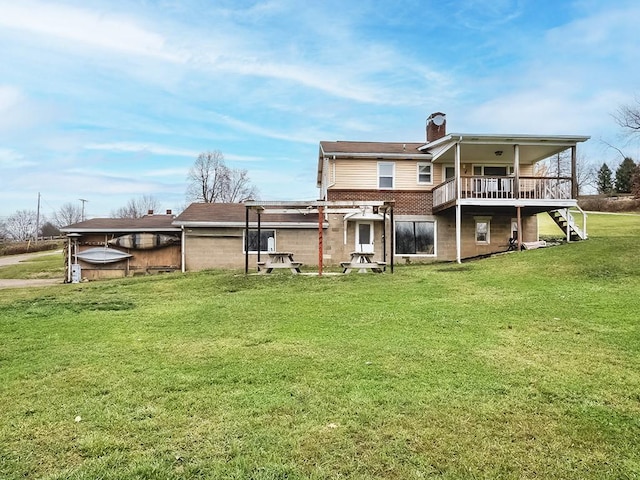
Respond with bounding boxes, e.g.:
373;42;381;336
173;203;318;226
319;141;427;156
61;214;178;232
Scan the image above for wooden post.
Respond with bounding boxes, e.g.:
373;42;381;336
318;205;324;277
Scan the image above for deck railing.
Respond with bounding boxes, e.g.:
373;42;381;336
432;176;573;207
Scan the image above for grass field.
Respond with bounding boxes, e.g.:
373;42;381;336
1;213;639;479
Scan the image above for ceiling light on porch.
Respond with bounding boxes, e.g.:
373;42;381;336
494;150;503;156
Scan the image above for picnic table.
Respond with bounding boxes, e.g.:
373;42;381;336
257;252;302;274
341;251;385;273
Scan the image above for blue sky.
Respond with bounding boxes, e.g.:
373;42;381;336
1;0;639;220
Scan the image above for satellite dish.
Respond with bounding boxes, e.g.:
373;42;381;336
431;114;445;126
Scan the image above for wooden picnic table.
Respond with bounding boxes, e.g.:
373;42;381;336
257;252;302;274
341;251;385;273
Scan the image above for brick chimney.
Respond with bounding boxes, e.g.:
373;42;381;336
426;112;446;143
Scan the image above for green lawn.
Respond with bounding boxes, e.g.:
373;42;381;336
1;213;639;479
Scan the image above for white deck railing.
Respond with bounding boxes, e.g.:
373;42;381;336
432;176;573;207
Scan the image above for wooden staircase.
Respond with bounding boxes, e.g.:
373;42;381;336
548;209;587;241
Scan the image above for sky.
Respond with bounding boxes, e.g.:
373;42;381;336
1;0;639;221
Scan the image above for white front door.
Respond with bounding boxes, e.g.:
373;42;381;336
356;222;374;252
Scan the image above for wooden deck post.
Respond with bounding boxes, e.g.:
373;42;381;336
318;205;324;276
571;146;578;199
455;141;462;264
514;144;520;199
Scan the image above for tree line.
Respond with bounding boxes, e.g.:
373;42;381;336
0;150;258;242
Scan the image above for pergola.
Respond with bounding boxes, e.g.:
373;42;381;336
244;200;395;275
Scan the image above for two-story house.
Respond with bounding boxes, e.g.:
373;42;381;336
62;113;590;279
317;113;590;264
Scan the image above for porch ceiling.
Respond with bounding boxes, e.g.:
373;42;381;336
425;134;590;164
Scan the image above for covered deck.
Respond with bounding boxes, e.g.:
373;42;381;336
419;133;590;262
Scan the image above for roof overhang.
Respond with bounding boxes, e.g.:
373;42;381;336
418;133;590;164
174;221;325;229
60;227;181;234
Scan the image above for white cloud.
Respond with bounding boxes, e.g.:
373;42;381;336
0;148;37;168
0;0;184;62
85;142;199;158
207;112;319;145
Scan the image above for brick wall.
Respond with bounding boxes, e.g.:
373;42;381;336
327;189;433;215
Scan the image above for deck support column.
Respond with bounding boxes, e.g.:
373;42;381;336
571;146;577;199
455;141;462;264
318;205;324;277
513;144;520;199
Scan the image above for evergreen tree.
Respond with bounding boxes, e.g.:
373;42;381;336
596;163;614;195
615;157;637;193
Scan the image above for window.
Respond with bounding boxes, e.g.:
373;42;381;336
445;166;455;180
417;162;433;184
475;218;490;244
395;221;435;255
473;165;513;176
244;229;275;253
378;162;394;188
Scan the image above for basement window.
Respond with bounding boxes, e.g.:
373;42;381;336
475;217;491;244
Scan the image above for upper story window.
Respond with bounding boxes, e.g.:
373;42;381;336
473;165;513;176
378;162;395;188
417;162;433;184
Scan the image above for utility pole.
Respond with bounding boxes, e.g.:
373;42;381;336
79;198;88;221
35;192;41;243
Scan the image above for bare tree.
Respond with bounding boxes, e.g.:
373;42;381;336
53;202;84;228
614;97;640;135
3;209;37;241
111;195;161;218
186;150;259;203
536;150;595;195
